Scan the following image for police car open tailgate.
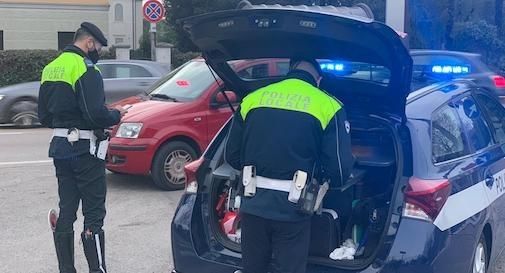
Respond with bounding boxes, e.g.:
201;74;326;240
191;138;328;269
181;4;413;117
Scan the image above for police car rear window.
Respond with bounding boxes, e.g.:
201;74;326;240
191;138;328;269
227;59;391;85
432;105;469;163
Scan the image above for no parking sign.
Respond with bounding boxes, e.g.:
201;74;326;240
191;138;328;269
143;0;165;24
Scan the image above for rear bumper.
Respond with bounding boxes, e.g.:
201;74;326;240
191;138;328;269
172;198;480;273
106;137;158;175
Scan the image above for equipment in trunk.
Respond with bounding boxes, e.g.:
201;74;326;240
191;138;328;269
309;209;341;257
211;117;398;264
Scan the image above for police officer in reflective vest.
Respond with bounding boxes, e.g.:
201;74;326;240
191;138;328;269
225;58;354;273
38;22;126;273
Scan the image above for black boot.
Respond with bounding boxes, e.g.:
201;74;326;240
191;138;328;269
53;232;77;273
81;230;107;273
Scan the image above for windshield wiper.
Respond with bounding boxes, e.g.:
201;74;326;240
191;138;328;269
150;93;178;102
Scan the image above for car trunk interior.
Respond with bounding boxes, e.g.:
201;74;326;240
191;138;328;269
183;4;412;269
203;112;402;269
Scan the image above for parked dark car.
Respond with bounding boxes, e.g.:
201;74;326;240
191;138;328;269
0;59;169;126
410;49;505;100
171;3;505;273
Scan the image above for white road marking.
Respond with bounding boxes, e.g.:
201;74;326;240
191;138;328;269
0;132;24;135
0;160;52;166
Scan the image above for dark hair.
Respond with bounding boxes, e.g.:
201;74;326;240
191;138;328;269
73;27;93;42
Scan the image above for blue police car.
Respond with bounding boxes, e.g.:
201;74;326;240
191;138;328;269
171;2;505;273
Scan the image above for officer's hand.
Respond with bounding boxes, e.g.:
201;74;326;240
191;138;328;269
114;105;128;117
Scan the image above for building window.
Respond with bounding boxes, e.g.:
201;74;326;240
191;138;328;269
0;31;3;50
115;4;124;22
58;32;75;50
115;37;124;44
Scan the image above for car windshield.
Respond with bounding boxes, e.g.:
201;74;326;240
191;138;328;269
148;60;217;101
227;59;391;85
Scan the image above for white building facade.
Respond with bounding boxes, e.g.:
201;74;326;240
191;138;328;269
108;0;143;49
0;0;144;50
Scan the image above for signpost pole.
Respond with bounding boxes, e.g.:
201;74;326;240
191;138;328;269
150;23;156;61
143;0;165;61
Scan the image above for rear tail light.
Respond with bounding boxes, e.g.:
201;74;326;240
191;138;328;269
403;177;451;222
491;75;505;88
184;157;204;194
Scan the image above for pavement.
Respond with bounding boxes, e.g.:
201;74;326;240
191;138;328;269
0;127;181;273
2;127;505;273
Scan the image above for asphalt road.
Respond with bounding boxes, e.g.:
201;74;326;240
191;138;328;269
2;127;505;273
0;127;182;273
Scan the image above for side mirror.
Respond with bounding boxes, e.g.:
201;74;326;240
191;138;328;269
212;91;238;107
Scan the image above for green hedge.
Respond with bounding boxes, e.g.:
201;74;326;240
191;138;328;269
0;47;196;87
0;50;59;87
0;47;117;88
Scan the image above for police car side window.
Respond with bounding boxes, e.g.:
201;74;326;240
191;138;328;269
432;105;468;163
455;96;492;151
474;93;505;144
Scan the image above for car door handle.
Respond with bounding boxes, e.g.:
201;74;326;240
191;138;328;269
138;82;151;86
485;176;494;188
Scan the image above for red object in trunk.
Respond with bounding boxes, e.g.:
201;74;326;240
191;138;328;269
220;211;240;235
215;192;228;218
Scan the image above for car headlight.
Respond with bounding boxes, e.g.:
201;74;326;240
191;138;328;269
0;95;5;101
115;123;143;138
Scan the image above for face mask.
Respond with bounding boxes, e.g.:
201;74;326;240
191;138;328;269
88;49;100;64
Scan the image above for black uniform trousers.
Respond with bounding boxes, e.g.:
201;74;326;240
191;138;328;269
53;153;106;233
241;213;311;273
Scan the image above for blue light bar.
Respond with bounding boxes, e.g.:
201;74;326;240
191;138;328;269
432;66;443;73
431;65;470;74
452;66;462;73
320;63;345;71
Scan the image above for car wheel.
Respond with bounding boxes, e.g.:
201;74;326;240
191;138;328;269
152;141;198;191
10;100;39;128
473;234;488;273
